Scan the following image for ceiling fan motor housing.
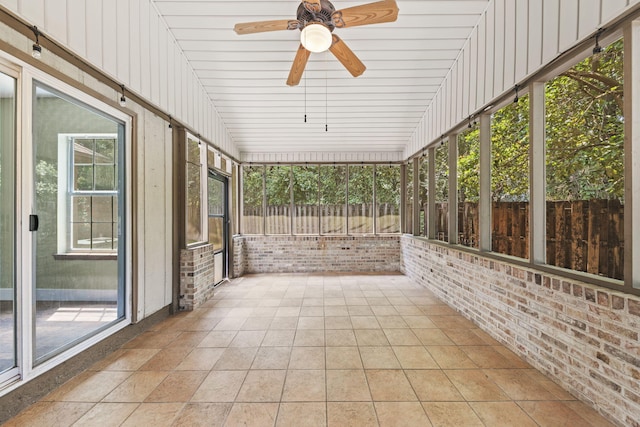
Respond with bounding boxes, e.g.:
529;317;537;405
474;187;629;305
297;0;336;31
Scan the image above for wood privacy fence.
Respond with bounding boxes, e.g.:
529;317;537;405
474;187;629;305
242;204;400;235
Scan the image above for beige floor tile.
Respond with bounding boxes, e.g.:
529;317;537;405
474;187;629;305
428;315;475;329
383;328;421;346
275;307;300;317
236;370;286;402
139;347;192;371
325;329;357;346
422;402;484;427
282;370;326;401
392;346;439;369
228;307;255;317
367;297;391;306
348;306;374;315
293;329;325;346
299;306;324;316
394;305;425;315
270;317;299;330
121;402;184;427
2;402;94;427
359;346;401;369
324;297;346;306
229;330;267;347
145;371;207;402
443;329;490;345
276;402;326;427
251;347;292;369
426;346;478;369
350;316;380;329
297;316;325;330
261;329;296;347
169;331;208;349
326;370;371;401
492;346;532;369
460;345;515;368
387;296;413;305
405;370;464;401
324;316;353;329
469;401;538;426
289;347;325;369
402;315;437;329
103;371;169;402
173;403;232;427
280;298;303;307
371;306;398;316
445;369;510;401
240;317;273;330
327;402;377;427
366;369;417;401
325;306;350;316
175;348;225;370
183;316;223;331
562;401;617;427
225;402;278;427
376;316;408;329
213;317;247;331
72;402;139;427
375;402;432;427
522;369;576;400
213;347;258;370
122;331;181;349
191;370;247;402
302;298;324;307
355;329;390;346
44;370;131;402
326;346;363;369
91;348;160;371
412;329;455;346
198;330;238;347
484;369;560;400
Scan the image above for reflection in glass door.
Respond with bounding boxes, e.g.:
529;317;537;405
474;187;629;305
208;172;228;283
0;71;17;376
32;83;125;364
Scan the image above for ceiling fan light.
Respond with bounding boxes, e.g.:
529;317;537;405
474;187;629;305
300;24;332;53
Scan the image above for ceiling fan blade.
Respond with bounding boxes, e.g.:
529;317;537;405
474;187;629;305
332;0;399;28
329;35;366;77
287;44;311;86
303;0;322;13
234;19;299;35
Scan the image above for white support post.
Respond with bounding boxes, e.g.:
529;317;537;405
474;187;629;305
428;147;436;240
529;81;546;264
479;114;492;251
624;20;640;289
448;134;458;244
412;157;420;236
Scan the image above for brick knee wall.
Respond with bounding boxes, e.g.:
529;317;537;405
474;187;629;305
400;235;640;427
180;244;215;310
232;235;400;275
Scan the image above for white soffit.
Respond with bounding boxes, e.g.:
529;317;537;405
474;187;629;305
152;0;490;154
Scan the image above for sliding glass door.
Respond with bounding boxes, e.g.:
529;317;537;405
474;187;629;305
208;171;228;283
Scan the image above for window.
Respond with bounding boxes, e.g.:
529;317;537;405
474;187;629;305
545;40;624;280
59;135;118;252
265;165;291;234
293;165;319;234
186;135;205;245
242;165;264;234
405;161;414;234
376;165;401;233
491;95;530;259
320;165;347;234
457;123;480;248
348;165;374;234
435;141;449;242
418;154;429;236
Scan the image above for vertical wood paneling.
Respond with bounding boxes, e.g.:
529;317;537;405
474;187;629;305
469;29;478;113
462;45;471;119
85;0;102;68
485;4;495;101
528;0;543;74
456;57;464;120
451;64;458;130
67;1;86;57
514;0;528;82
167;40;176;113
477;17;486;108
101;0;117;77
578;0;601;39
18;0;45;28
601;0;629;24
181;59;188;122
139;0;151;99
503;0;516;89
493;0;505;97
149;9;160;105
542;0;560;64
3;0;18;12
558;0;579;52
128;0;141;94
45;0;67;45
158;25;168;111
116;0;130;85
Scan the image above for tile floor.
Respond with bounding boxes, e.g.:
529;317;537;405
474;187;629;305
4;273;615;426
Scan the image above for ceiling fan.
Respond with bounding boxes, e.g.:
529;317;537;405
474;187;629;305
234;0;399;86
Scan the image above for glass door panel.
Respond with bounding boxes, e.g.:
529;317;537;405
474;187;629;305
0;71;17;375
32;83;125;364
208;172;227;283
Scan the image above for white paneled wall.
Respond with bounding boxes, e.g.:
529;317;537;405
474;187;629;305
6;0;239;159
405;0;639;158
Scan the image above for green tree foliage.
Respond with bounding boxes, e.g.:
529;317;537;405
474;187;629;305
546;40;624;201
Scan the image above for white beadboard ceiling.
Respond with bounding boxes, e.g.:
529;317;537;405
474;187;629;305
151;0;490;155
